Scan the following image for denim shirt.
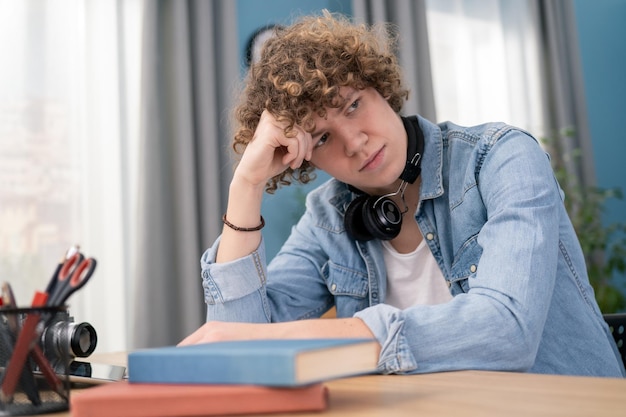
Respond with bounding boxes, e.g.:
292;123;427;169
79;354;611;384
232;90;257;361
201;116;625;378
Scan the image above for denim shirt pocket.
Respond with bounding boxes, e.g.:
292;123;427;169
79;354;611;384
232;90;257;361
449;236;483;294
322;261;370;317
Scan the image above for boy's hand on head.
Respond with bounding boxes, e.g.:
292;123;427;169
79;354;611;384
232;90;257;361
235;110;312;188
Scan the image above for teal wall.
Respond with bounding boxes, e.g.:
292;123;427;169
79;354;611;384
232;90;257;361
574;0;626;225
574;0;626;290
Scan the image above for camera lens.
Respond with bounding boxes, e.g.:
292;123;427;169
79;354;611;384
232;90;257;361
71;322;98;357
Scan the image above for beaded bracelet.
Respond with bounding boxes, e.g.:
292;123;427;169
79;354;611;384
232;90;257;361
222;214;265;232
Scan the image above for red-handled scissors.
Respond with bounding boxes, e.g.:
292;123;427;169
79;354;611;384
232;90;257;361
45;252;97;307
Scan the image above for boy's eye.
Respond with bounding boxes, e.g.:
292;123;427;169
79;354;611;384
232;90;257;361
348;99;359;112
315;133;329;148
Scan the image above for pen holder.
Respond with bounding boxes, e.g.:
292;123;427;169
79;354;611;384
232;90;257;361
0;306;70;416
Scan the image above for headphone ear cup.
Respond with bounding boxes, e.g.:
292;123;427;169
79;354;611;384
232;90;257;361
344;195;375;241
361;196;402;240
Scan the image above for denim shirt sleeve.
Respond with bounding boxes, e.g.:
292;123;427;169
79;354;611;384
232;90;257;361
359;129;566;375
201;218;334;323
201;236;272;323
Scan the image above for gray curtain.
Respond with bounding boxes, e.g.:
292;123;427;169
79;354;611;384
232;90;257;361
351;0;437;121
531;0;596;187
132;0;239;349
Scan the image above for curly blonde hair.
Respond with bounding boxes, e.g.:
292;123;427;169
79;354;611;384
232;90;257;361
233;10;409;193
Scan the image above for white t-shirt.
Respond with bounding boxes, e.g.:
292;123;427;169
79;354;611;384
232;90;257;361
382;239;452;309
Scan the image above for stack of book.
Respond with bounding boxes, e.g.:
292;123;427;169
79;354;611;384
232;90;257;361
70;338;379;417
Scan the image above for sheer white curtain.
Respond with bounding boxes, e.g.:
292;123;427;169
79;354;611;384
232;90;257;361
425;0;545;135
0;0;142;353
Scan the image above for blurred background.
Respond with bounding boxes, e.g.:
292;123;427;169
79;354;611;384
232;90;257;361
1;0;624;352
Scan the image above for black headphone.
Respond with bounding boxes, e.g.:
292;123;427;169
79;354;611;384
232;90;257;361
343;116;425;241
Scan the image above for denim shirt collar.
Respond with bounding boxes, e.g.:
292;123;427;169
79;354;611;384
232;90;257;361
416;115;445;201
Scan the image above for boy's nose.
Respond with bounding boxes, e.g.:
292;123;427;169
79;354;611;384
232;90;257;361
341;126;368;157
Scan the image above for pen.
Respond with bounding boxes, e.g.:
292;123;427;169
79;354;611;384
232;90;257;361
1;283;42;405
0;291;48;403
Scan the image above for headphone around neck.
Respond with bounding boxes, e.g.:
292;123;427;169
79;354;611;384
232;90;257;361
343;116;425;241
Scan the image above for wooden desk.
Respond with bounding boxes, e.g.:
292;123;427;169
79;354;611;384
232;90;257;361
320;371;625;416
35;353;626;417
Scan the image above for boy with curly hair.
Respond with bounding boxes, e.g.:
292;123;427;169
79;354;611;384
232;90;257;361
180;11;624;378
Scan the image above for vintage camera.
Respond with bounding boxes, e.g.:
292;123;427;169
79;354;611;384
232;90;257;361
39;311;98;372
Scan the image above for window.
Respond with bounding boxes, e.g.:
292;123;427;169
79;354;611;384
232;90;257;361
0;0;143;352
426;0;545;135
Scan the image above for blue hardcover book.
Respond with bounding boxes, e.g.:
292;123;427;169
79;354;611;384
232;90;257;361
127;338;379;387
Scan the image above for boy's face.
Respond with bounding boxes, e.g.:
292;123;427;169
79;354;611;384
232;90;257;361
309;87;407;195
